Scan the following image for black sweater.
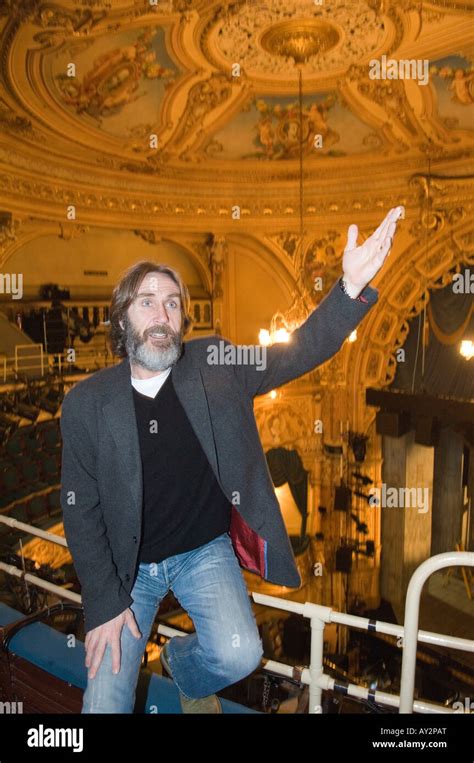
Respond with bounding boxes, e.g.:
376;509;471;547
132;372;231;563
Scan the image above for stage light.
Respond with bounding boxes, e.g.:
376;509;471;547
350;513;369;534
349;432;368;462
366;540;375;557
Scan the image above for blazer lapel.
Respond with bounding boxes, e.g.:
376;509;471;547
171;361;220;482
102;358;143;516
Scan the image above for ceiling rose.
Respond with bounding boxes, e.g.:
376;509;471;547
260;20;341;64
205;0;387;83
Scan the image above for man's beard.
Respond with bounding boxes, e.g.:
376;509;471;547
123;316;183;372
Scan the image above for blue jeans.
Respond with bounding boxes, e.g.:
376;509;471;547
81;531;264;713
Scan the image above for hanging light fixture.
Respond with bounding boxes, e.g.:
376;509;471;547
258;19;339;345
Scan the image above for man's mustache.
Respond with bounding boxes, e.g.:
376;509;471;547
143;325;175;340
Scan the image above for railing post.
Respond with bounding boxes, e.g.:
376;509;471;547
399;551;474;713
309;615;325;713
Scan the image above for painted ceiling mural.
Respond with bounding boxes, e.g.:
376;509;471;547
49;26;179;135
430;55;474;130
205;93;381;160
0;0;472;288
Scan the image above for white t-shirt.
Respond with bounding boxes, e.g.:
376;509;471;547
130;366;172;399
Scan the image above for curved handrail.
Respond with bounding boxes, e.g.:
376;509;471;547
399;551;474;713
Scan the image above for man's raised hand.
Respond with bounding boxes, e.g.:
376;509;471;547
341;206;405;298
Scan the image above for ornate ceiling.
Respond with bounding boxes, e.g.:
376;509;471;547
0;0;473;399
0;0;472;233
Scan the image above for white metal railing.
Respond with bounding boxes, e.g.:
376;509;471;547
0;350;117;383
0;515;472;714
0;516;81;604
0;560;82;605
399;552;474;712
14;344;44;377
0;515;68;547
251;561;474;715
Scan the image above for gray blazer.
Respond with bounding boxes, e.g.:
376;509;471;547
60;279;378;632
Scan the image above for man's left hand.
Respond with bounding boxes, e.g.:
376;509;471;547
341;206;405;298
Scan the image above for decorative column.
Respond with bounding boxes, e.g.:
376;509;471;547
208;234;227;336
